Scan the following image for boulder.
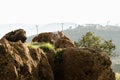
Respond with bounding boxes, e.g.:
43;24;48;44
32;32;56;44
32;31;75;48
2;29;27;43
45;49;56;73
55;39;75;48
0;29;115;80
0;38;54;80
54;47;115;80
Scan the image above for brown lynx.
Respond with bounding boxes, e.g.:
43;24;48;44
57;31;70;40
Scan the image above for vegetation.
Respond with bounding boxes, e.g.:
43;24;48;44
116;73;120;80
75;32;116;56
27;42;55;52
27;42;64;63
27;42;40;49
39;43;55;53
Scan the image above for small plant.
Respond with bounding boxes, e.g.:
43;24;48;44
27;42;55;53
26;42;40;49
39;43;55;53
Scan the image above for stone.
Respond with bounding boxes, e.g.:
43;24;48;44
54;47;115;80
0;29;115;80
32;31;75;48
2;29;27;43
0;38;54;80
55;38;75;48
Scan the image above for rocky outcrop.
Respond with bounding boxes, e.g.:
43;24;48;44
2;29;27;43
32;32;56;44
31;31;115;80
54;47;115;80
0;29;115;80
55;39;75;48
0;38;54;80
32;31;75;48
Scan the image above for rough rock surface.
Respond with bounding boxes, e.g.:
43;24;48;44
45;50;56;73
55;39;75;48
0;29;115;80
2;29;27;43
54;47;115;80
0;38;54;80
32;31;75;48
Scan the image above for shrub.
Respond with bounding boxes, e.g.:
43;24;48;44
75;32;116;56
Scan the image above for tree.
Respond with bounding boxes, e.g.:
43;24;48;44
101;40;115;55
75;32;116;56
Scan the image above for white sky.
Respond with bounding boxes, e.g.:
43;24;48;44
0;0;120;25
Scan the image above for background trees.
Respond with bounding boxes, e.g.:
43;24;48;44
75;32;116;56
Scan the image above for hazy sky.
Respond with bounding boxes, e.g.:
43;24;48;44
0;23;76;38
0;0;120;25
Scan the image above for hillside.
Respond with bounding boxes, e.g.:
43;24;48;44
27;24;120;55
63;25;120;55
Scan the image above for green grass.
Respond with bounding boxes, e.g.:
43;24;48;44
26;42;40;49
27;42;55;52
116;73;120;80
39;43;55;52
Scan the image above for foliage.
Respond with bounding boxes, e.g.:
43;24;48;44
27;42;40;49
27;42;55;52
39;43;55;52
101;40;116;55
75;32;116;56
75;32;101;48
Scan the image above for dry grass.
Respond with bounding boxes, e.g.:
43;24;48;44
116;73;120;80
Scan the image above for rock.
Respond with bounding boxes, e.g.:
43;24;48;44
54;47;115;80
32;32;55;44
0;30;115;80
45;50;56;73
32;31;75;48
55;39;75;48
2;29;27;43
0;38;54;80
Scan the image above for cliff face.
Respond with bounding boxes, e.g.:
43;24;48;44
0;38;54;80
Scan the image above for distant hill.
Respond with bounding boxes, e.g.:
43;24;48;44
27;24;120;55
64;24;120;55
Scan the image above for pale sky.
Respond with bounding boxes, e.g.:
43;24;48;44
0;0;120;25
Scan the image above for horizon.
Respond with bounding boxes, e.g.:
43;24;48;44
0;23;120;38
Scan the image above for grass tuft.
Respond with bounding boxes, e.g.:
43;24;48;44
27;42;55;52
